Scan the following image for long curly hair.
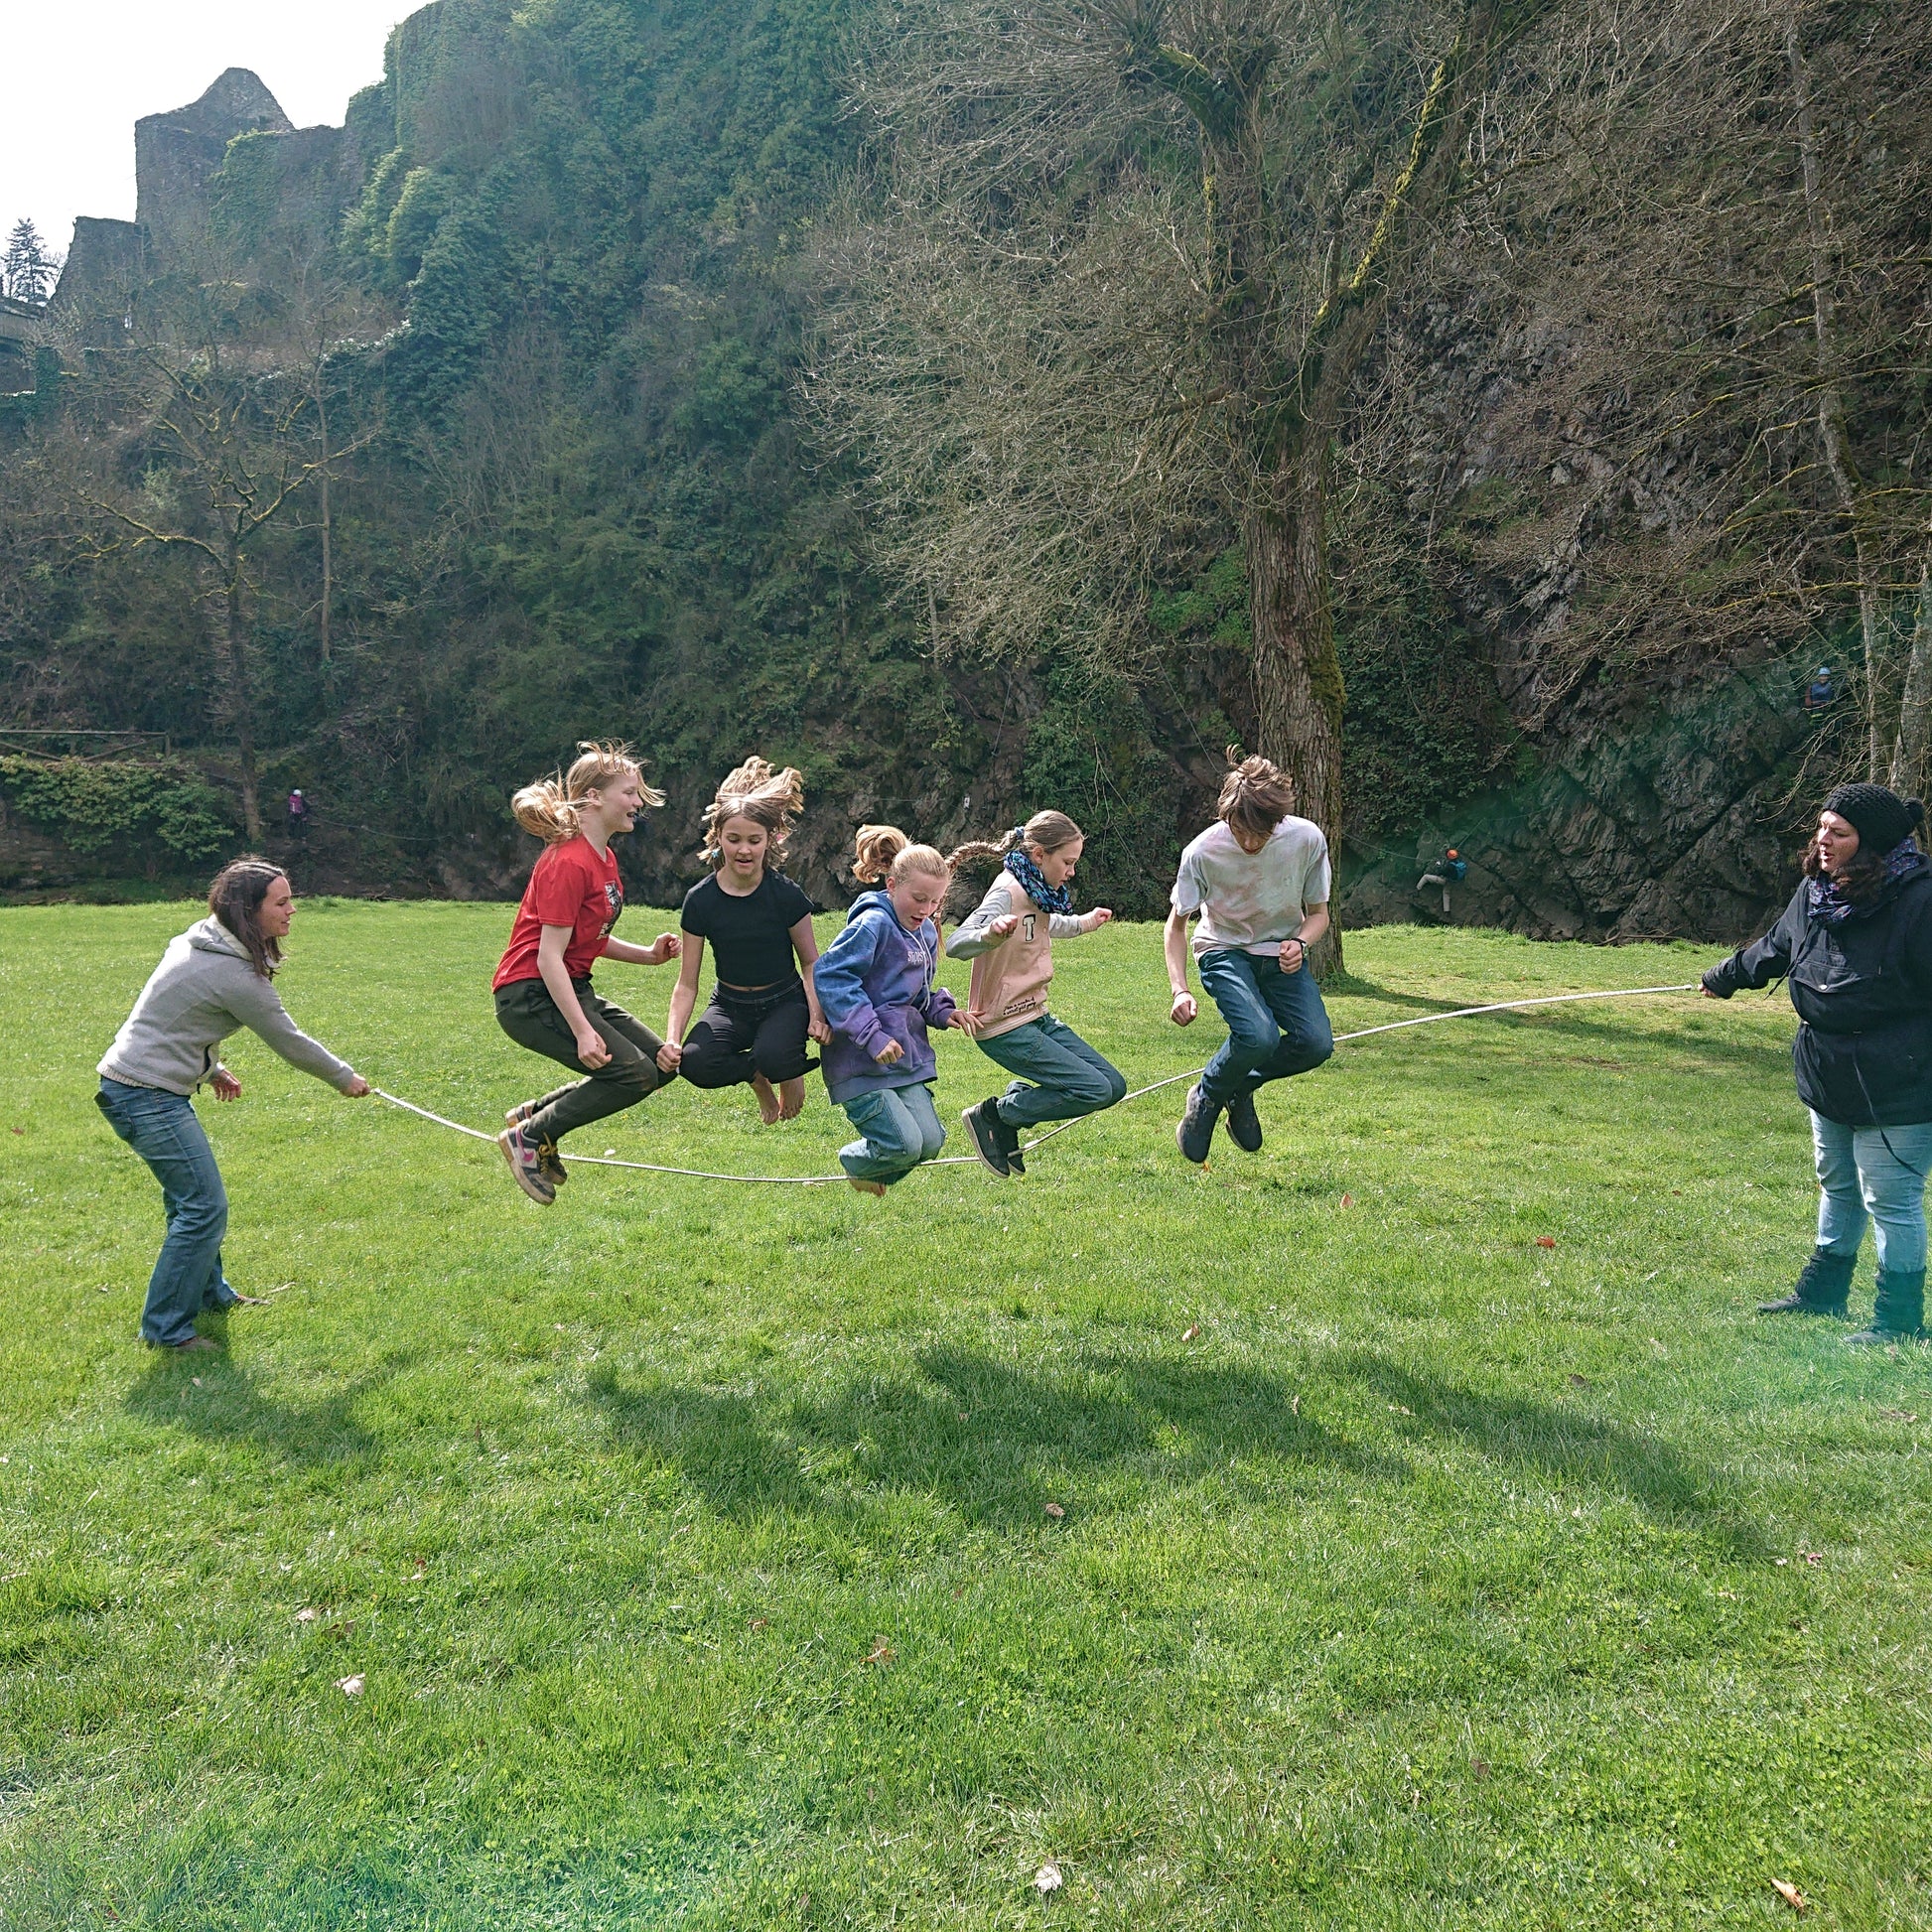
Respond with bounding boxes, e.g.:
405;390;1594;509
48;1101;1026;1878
700;756;806;867
1802;834;1889;906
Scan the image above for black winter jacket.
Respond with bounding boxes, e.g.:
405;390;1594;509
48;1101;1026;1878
1703;858;1932;1125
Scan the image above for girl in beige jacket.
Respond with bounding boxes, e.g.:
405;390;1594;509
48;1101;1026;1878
945;811;1124;1177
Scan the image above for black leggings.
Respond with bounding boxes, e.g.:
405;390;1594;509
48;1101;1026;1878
679;981;812;1088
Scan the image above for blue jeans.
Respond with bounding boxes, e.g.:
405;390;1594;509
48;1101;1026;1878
1812;1110;1932;1274
837;1081;946;1185
96;1079;235;1347
1197;948;1334;1105
978;1014;1127;1129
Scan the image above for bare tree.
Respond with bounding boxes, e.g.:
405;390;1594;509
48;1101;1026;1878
811;0;1568;895
77;323;374;838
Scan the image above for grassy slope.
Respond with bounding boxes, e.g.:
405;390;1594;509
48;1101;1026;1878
1;903;1928;1930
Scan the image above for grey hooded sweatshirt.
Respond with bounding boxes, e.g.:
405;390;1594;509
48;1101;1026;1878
97;916;359;1096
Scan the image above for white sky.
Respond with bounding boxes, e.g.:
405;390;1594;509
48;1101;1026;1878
5;0;418;259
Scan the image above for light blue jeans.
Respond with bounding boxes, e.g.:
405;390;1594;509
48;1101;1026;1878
837;1081;946;1185
1812;1110;1932;1274
96;1079;237;1346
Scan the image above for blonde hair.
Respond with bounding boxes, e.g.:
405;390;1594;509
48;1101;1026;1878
852;823;949;887
511;742;664;844
1216;748;1296;842
700;756;805;867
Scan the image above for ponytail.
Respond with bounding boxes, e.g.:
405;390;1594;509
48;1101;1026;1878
852;823;910;884
852;823;949;889
511;742;663;844
946;809;1084;874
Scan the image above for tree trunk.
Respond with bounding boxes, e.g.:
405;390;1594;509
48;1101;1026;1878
1891;555;1932;802
212;543;263;844
1248;436;1346;972
1789;19;1884;776
317;382;334;666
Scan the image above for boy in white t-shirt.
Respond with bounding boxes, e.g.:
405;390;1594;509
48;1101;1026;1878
1165;752;1334;1164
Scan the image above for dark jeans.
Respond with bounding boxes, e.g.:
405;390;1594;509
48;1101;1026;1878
979;1013;1127;1129
493;977;669;1144
95;1078;238;1347
1197;947;1333;1105
679;980;811;1088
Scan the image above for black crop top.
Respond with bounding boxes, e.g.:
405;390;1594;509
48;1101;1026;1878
679;871;815;988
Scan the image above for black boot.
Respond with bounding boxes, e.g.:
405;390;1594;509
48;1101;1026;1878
1847;1269;1926;1344
1757;1249;1855;1316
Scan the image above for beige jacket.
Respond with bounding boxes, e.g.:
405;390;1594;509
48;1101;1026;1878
945;876;1084;1039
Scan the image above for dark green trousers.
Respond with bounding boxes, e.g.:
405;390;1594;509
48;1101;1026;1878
493;977;669;1144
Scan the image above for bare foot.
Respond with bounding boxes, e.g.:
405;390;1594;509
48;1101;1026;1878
751;1073;783;1127
227;1293;269;1308
169;1335;220;1353
848;1176;888;1197
777;1077;805;1122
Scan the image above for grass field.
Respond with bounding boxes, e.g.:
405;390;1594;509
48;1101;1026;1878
3;900;1929;1929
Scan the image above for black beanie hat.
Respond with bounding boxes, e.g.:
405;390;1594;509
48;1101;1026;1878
1821;782;1925;854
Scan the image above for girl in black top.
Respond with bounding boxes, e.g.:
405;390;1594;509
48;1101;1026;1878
661;758;831;1123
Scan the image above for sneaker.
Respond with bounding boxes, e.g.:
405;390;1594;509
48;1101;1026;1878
1175;1084;1220;1165
1003;1118;1028;1177
497;1125;556;1205
961;1099;1012;1177
534;1137;568;1189
1224;1089;1263;1154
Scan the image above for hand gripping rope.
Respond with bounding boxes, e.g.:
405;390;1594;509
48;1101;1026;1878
371;982;1699;1186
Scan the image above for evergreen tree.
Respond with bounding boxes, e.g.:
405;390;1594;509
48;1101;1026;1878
3;219;59;304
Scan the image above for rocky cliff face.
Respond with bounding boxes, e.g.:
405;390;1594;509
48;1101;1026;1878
1340;660;1819;942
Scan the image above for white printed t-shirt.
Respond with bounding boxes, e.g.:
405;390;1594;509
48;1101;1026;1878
1171;816;1330;958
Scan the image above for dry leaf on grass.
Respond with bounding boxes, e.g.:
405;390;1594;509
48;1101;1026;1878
1042;1502;1065;1520
1035;1862;1063;1894
863;1641;894;1667
1180;1323;1201;1342
1535;1236;1557;1249
748;1617;768;1632
1340;1192;1354;1208
1772;1878;1806;1912
296;1608;319;1623
1569;1374;1592;1387
337;1674;364;1696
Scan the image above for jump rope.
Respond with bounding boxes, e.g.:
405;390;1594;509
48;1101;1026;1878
372;981;1700;1187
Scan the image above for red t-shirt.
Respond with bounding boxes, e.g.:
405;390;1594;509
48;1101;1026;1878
491;836;624;991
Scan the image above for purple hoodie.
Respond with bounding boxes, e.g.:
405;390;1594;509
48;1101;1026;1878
815;896;959;1101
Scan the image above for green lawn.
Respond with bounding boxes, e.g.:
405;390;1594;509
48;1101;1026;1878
3;902;1928;1929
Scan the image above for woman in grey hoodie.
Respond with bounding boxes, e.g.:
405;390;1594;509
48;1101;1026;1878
96;859;369;1351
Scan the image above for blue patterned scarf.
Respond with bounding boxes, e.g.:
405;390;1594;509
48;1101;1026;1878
1807;837;1924;925
1004;841;1074;915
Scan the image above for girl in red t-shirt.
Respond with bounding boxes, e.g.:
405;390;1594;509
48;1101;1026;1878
492;743;682;1204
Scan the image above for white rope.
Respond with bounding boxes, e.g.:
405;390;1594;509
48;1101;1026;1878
372;981;1700;1185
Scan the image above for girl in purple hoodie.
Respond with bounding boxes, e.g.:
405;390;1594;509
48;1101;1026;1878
815;827;972;1194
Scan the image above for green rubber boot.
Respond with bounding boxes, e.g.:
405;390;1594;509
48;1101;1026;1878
1757;1248;1855;1316
1846;1269;1926;1344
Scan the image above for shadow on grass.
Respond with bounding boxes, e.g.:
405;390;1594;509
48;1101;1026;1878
1337;1352;1767;1557
123;1348;396;1469
584;1345;1400;1527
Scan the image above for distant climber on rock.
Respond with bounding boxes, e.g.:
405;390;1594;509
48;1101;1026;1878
1417;846;1467;914
1803;664;1837;713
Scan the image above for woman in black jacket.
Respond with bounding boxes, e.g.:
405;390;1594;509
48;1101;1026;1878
1703;782;1932;1343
